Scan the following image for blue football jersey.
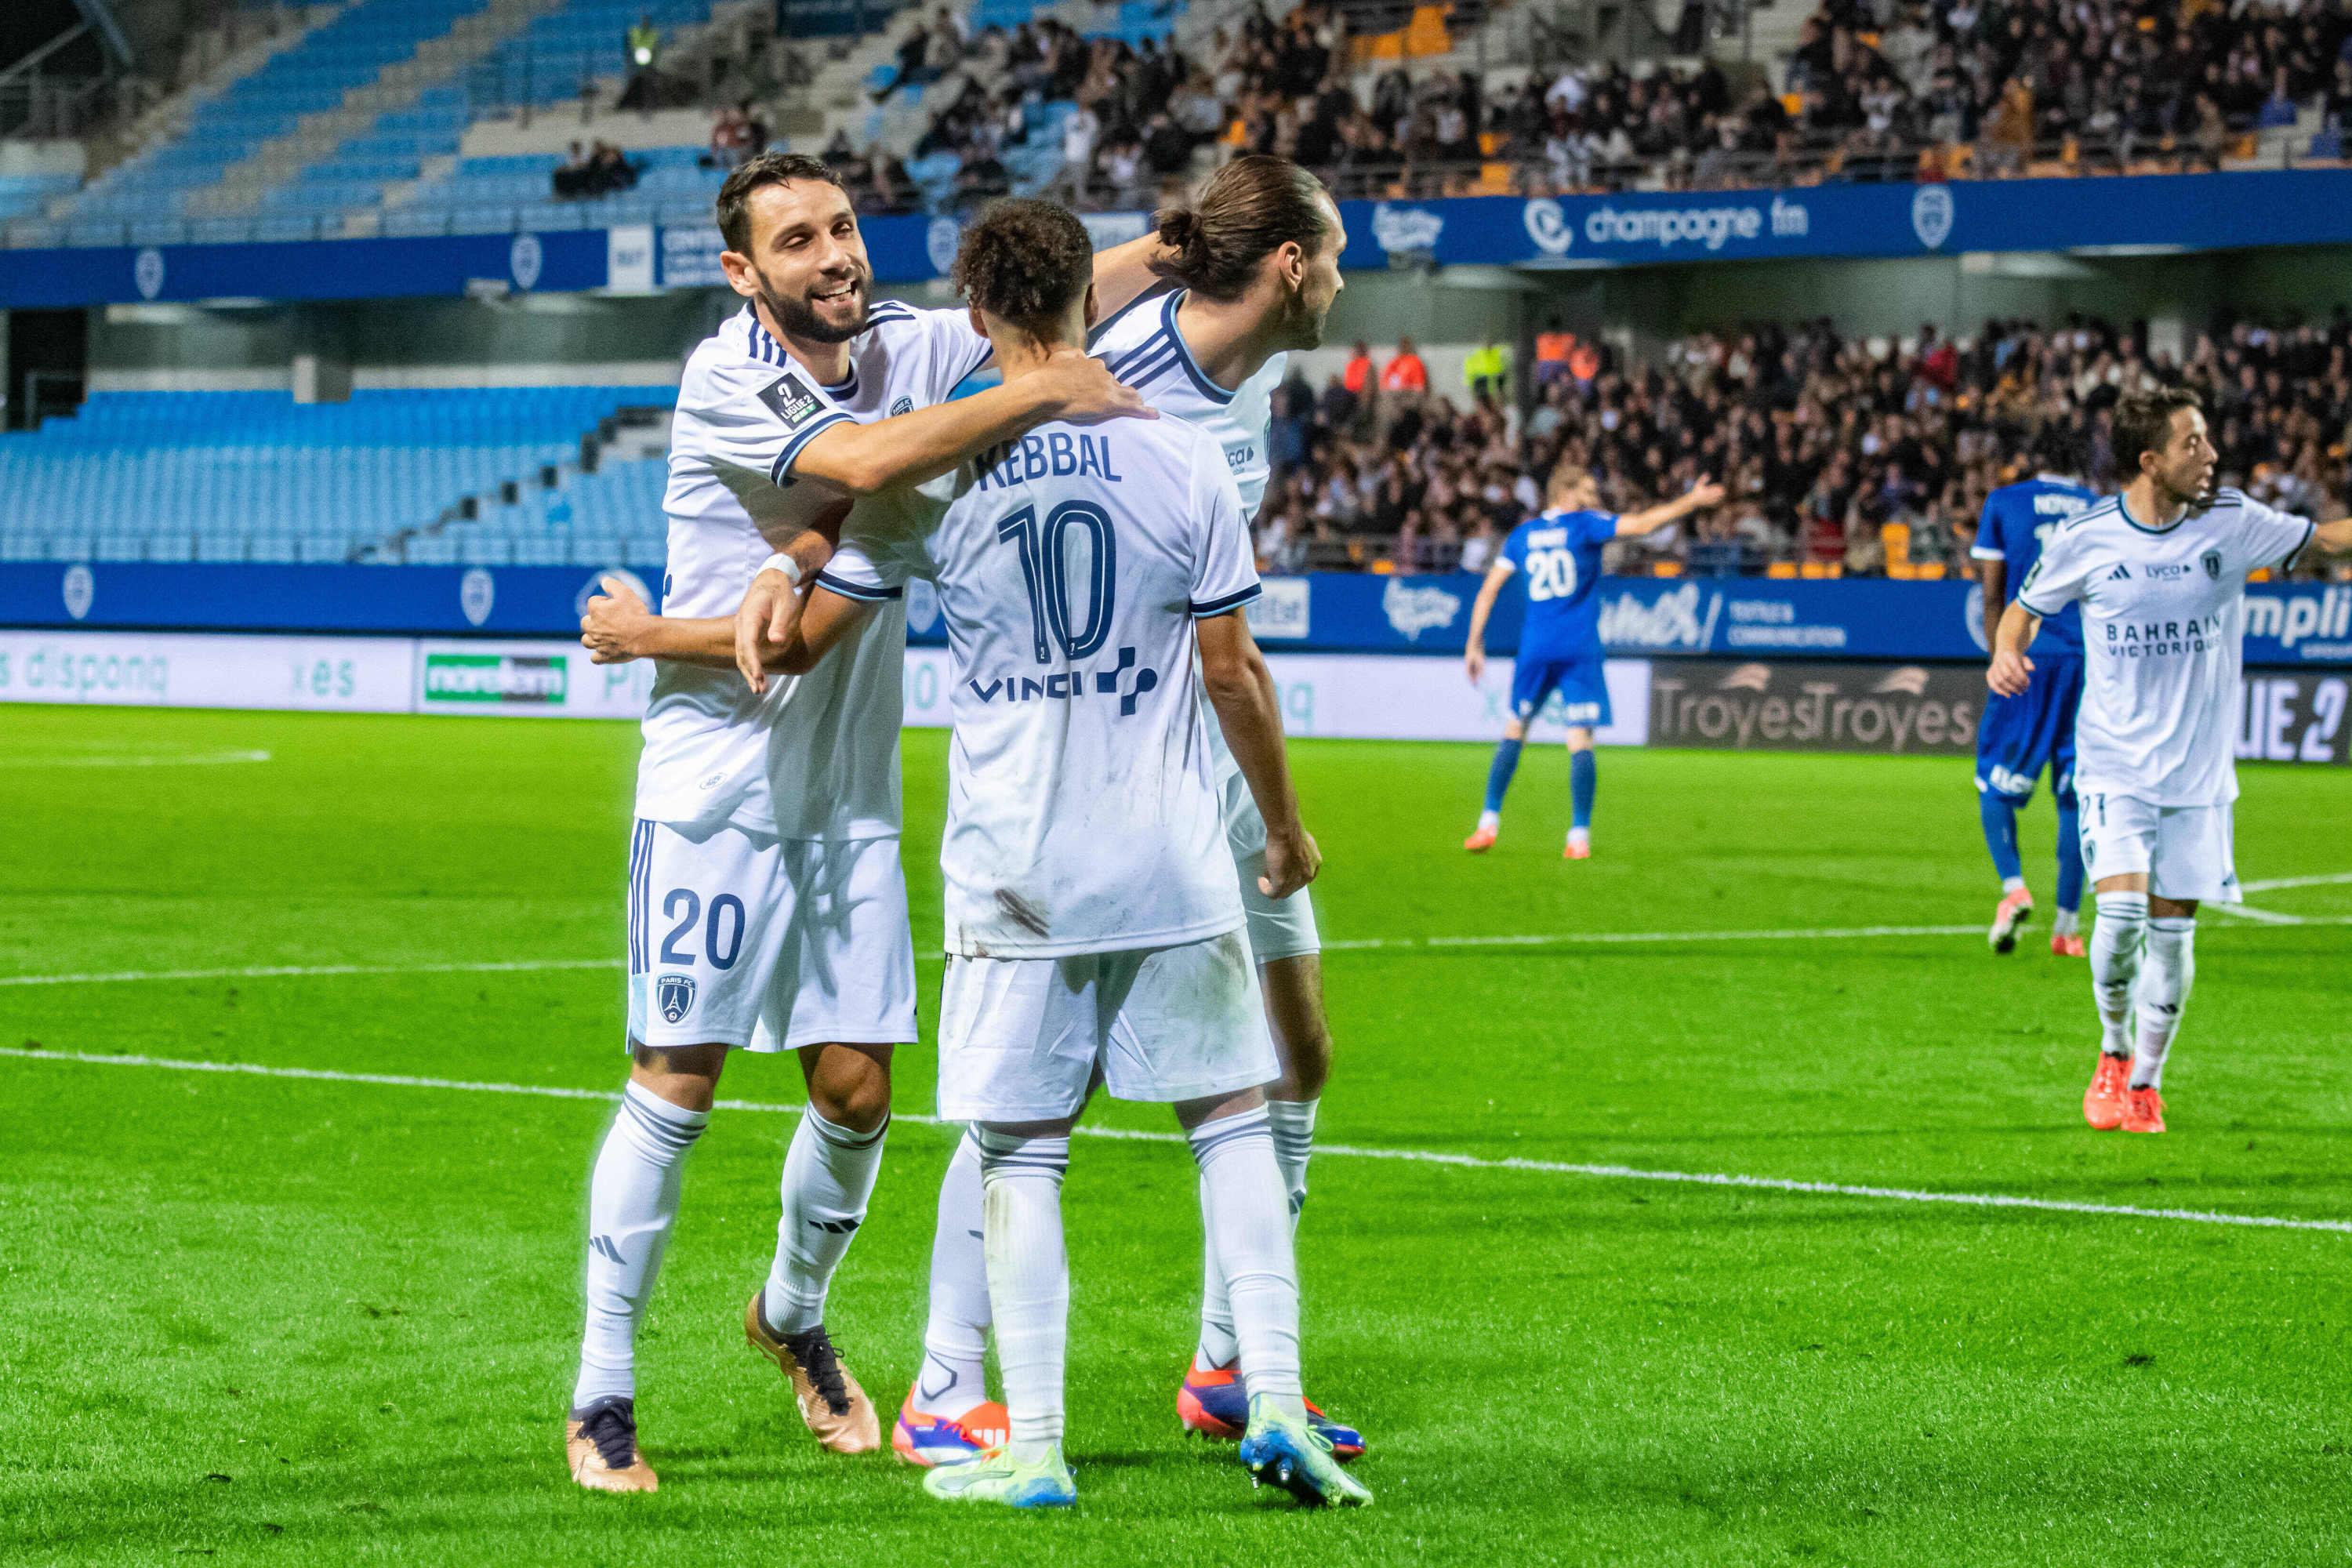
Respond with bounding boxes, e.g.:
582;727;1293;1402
1972;476;2098;656
1501;508;1617;661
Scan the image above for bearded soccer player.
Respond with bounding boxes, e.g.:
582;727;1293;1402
1969;430;2099;955
1461;461;1722;857
562;151;1163;1494
871;157;1369;1465
763;198;1365;1510
1991;387;2352;1135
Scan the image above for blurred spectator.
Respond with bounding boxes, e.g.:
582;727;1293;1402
1381;339;1428;394
621;13;662;111
1464;339;1509;401
1535;321;1575;386
874;13;937;103
552;141;590;198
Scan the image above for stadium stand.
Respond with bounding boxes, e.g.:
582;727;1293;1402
0;387;675;567
1251;312;2352;577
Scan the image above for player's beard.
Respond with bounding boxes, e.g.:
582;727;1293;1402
1273;275;1330;351
755;260;869;346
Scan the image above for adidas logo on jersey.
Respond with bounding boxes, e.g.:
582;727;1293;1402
2107;563;2132;580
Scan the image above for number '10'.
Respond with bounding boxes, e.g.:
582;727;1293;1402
996;501;1116;663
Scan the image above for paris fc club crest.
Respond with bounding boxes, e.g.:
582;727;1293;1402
2201;549;2223;580
1911;185;1954;251
657;974;696;1024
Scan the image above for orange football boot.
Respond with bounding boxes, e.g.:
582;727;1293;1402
1989;887;2034;953
2052;931;2087;957
566;1396;658;1494
2082;1054;2130;1131
1463;826;1498;852
1563;837;1592;860
2120;1085;2166;1134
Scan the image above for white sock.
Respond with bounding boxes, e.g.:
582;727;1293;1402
918;1127;991;1419
978;1126;1069;1461
2089;891;2147;1058
2132;916;2196;1090
2052;906;2080;938
763;1108;889;1336
1476;809;1500;832
1567;826;1591;847
574;1081;709;1410
1198;1100;1319;1373
1190;1108;1305;1419
2002;875;2027;896
1266;1098;1318;1218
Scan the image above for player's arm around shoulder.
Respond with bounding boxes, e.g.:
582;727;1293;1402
788;342;1152;496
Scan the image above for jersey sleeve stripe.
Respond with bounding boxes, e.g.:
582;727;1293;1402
769;409;854;486
1109;331;1173;379
1189;583;1263;617
2281;517;2318;572
1969;545;2005;561
2016;589;2069;619
1085;283;1170;350
1118;342;1182;389
814;570;904;601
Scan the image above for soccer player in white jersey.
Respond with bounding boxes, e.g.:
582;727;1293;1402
760;199;1368;1510
899;154;1367;1460
1991;387;2352;1134
563;152;1166;1494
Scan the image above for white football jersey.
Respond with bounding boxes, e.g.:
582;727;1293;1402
1091;285;1285;519
826;413;1262;956
637;300;992;837
1092;286;1287;815
2019;486;2315;806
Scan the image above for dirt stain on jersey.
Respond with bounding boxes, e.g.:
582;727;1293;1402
994;889;1051;938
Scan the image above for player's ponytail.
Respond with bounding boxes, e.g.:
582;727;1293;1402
1149;156;1334;301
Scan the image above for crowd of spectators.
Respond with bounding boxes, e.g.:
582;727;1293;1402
1251;312;2352;577
859;0;2352;213
550;140;644;200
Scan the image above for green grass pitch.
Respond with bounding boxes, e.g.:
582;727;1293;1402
2;704;2348;1566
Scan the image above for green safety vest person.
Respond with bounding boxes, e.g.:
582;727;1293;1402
627;17;661;67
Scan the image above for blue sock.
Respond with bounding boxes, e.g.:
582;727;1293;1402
2055;796;2085;913
1979;790;2024;885
1483;738;1523;813
1570;749;1596;830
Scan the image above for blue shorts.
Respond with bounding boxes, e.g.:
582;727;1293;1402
1511;654;1611;728
1975;655;2083;803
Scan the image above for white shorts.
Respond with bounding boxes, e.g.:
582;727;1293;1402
936;929;1279;1122
1220;767;1322;964
625;819;919;1051
2078;792;2241;906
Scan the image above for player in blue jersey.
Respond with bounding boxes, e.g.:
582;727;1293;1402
1462;460;1723;857
1969;432;2099;955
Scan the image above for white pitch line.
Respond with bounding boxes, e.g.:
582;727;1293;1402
2241;871;2352;893
1324;923;1984;952
2;1045;2345;1237
11;910;2348;989
0;957;620;989
0;749;274;768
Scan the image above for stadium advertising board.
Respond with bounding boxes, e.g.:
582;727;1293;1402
0;630;411;711
2;564;2343;666
5;631;2341;764
1646;659;1983;756
20;172;2352;307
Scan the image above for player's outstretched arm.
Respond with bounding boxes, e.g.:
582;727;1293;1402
1615;477;1727;538
1199;609;1319;899
788;347;1153;495
2313;516;2352;554
580;576;739;670
1462;561;1514;684
1987;600;2041;696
